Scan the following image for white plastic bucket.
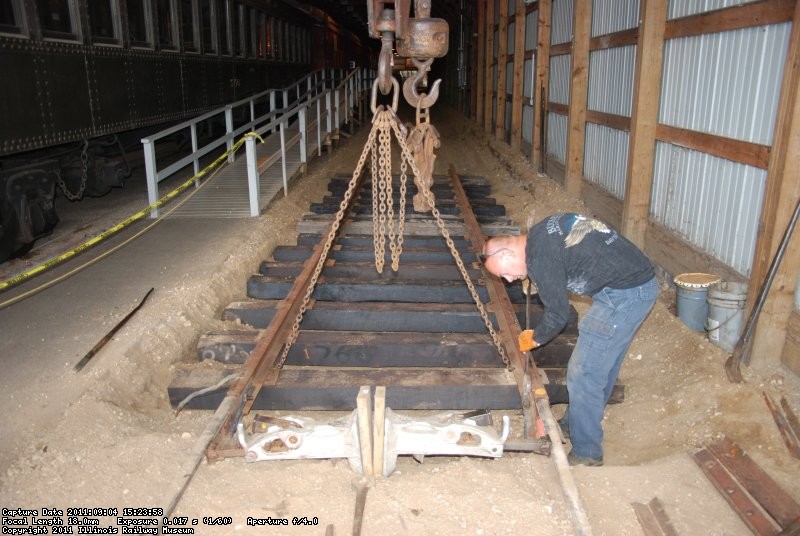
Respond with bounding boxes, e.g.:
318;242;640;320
674;273;720;332
706;281;748;353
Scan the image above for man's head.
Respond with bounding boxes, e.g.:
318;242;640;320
481;235;528;283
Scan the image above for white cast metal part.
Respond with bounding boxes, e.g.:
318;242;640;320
236;413;363;473
382;410;510;476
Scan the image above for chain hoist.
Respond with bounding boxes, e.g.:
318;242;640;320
275;1;510;369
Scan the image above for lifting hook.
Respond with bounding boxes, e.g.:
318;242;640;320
403;58;441;110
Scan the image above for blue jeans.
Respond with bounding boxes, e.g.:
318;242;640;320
564;276;659;460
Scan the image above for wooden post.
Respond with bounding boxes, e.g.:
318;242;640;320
532;0;551;169
495;0;509;141
372;386;386;478
356;386;373;476
621;0;667;248
749;0;800;368
564;0;591;198
484;0;495;133
510;0;526;150
476;0;486;125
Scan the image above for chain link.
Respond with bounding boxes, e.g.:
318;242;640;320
390;116;511;368
58;140;89;200
277;104;509;369
276;108;384;369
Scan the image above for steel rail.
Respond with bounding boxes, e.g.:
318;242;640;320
448;164;593;536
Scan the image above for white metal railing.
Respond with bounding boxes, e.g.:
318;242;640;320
141;67;373;217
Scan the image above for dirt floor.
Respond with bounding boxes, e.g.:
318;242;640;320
1;105;799;535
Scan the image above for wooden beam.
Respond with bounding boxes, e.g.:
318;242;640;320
495;0;509;141
621;0;667;248
665;0;794;41
750;0;800;367
548;102;568;116
510;0;526;150
476;0;485;125
532;0;551;169
656;124;770;170
484;0;495;133
549;42;571;56
564;0;591;198
586;110;631;133
590;28;638;51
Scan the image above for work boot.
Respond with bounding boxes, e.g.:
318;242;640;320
567;452;603;467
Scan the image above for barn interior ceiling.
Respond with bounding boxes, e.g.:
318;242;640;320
294;0;464;42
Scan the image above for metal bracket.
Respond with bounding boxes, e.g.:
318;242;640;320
236;388;517;477
381;409;510;477
236;413;364;473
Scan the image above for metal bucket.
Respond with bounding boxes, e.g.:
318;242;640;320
707;281;748;353
674;273;720;332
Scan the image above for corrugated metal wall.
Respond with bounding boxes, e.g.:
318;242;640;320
651;143;766;274
547;111;568;163
668;0;760;19
660;24;790;145
551;0;574;45
522;9;538;149
582;1;638;199
585;124;629;198
592;0;640;35
653;21;790;275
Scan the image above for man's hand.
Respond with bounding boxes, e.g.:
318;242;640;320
518;329;537;352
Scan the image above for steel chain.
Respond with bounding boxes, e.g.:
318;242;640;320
277;108;384;368
58;140;89;200
277;106;509;369
391;117;510;367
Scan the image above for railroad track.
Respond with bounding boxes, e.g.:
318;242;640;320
167;166;624;460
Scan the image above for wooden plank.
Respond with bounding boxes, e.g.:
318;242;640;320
664;0;793;41
548;102;568;116
750;0;800;367
707;436;800;529
622;0;667;249
590;28;638;51
295;234;473;249
544;368;624;405
632;497;678;536
372;386;386;477
564;0;591;198
247;277;495;303
495;0;508;141
168;365;620;411
782;309;800;375
356;386;373;476
586;110;631;133
631;501;664;536
260;261;484;282
484;0;495;133
296;217;520;237
196;330;576;368
476;0;485;125
271;245;479;263
223;300;579;333
510;0;526;150
168;366;523;411
549;42;571;56
655;124;770;170
692;447;780;535
310;201;506;217
532;0;551;169
644;220;750;286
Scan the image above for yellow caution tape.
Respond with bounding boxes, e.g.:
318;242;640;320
0;132;263;295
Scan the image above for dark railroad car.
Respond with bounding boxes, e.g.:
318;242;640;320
0;0;367;261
